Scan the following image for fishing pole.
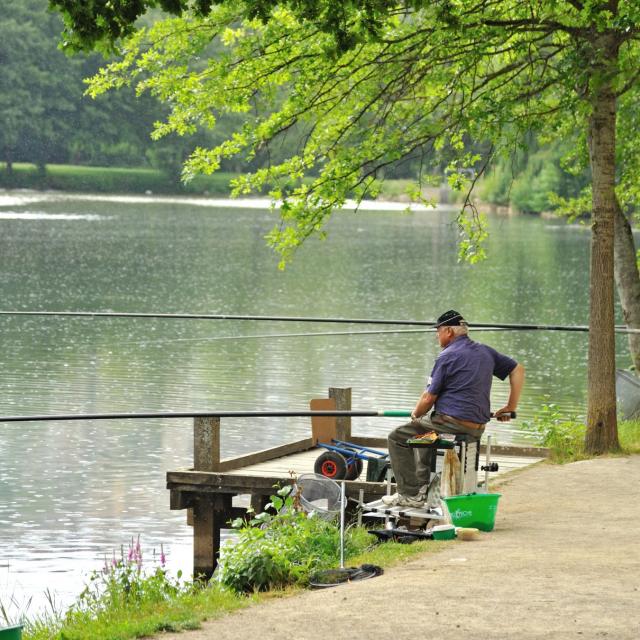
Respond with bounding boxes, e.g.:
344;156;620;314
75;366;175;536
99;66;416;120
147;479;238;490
0;326;507;354
0;410;410;423
94;326;509;349
0;409;520;423
0;310;638;332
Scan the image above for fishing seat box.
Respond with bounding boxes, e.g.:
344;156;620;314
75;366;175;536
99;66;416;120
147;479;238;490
408;433;481;493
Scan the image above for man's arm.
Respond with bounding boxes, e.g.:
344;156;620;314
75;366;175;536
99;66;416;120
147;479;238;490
495;363;525;421
411;391;438;421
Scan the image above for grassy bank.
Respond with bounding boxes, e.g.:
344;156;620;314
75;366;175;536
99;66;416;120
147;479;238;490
18;533;448;640
0;163;451;203
523;404;640;463
13;486;451;640
0;163;239;196
620;419;640;452
15;484;454;639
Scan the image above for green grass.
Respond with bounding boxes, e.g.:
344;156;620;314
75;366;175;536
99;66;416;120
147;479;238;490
523;406;640;464
347;535;453;568
26;586;249;640
18;525;453;640
0;163;239;196
619;419;640;453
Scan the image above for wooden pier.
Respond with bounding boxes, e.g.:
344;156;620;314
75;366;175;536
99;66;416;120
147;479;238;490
166;387;546;579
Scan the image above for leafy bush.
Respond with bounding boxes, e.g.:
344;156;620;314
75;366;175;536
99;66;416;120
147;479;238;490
525;407;640;460
510;161;563;213
522;401;587;463
480;141;590;214
479;165;514;207
217;485;370;593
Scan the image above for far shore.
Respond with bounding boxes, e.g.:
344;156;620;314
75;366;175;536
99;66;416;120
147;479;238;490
1;163;545;216
0;162;580;219
0;188;460;212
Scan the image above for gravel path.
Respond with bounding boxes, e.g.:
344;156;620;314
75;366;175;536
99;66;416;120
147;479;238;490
156;456;640;640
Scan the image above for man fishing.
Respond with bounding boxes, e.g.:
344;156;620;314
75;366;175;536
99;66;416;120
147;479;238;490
383;310;525;507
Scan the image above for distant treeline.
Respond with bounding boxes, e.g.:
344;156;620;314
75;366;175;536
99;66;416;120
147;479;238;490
1;1;589;211
0;163;450;202
1;0;255;184
480;138;591;216
0;0;423;190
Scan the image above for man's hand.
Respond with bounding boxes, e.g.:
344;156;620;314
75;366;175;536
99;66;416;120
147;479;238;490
493;407;515;422
411;391;437;422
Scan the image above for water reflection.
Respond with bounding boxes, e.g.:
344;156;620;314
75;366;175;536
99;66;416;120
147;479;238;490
0;191;629;615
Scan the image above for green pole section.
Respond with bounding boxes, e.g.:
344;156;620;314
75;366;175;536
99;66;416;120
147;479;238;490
0;409;414;423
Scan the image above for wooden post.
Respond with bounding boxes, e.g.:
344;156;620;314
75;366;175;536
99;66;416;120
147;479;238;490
250;493;270;514
192;416;221;579
329;387;351;440
193;496;216;580
194;416;220;471
193;493;232;580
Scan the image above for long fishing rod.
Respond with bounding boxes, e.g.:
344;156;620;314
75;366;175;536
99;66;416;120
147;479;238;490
108;326;507;349
0;309;638;332
0;409;519;424
0;327;510;356
0;409;410;423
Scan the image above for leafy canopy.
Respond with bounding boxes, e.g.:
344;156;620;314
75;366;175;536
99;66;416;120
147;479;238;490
80;1;640;264
52;0;423;53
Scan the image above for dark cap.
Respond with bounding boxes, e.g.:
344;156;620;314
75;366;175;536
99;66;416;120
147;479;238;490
434;310;465;327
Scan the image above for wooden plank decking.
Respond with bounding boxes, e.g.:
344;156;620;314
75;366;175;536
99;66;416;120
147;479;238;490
224;446;544;480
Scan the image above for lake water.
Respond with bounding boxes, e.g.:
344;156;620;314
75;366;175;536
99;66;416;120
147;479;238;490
0;190;631;617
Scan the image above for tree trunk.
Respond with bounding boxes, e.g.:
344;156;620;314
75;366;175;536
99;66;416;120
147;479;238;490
585;51;620;454
614;197;640;371
5;148;13;175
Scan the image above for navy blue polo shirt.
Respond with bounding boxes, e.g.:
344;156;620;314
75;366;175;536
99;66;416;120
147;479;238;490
426;335;517;424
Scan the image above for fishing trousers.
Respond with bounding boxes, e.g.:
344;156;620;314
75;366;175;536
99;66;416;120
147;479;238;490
387;413;484;497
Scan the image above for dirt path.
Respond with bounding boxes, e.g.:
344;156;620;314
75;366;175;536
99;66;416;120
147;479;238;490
157;456;640;640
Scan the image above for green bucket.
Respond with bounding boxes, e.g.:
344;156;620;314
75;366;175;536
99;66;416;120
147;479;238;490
431;524;456;540
0;626;23;640
443;492;502;532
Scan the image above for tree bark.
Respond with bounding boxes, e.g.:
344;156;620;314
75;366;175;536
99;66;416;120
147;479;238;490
614;198;640;371
585;42;621;454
